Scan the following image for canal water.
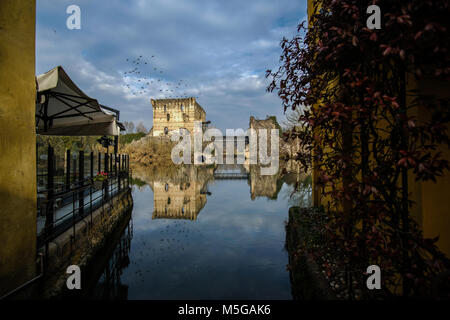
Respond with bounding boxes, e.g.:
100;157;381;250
86;165;311;299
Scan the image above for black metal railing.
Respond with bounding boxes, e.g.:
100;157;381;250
37;146;131;254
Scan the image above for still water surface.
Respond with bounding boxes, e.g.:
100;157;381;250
88;165;310;299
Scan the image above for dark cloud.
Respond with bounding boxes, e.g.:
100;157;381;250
36;0;306;130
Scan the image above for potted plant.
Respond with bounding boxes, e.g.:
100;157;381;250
92;171;108;190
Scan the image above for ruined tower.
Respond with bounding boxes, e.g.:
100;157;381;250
151;97;206;137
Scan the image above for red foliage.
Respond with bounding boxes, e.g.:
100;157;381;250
268;0;450;298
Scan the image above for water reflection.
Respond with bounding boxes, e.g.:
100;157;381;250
150;166;213;220
90;221;133;299
89;164;311;299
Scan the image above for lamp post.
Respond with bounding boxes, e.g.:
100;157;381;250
97;135;113;153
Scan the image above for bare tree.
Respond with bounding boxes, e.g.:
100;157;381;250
282;105;306;131
122;121;129;134
136;121;148;133
123;121;134;133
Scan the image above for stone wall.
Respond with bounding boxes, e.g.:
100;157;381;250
37;188;133;298
285;207;337;300
248;116;304;170
151;97;206;137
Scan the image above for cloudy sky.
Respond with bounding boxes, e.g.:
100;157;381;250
36;0;307;131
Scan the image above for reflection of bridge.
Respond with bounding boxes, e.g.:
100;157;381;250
213;164;249;180
213;172;249;180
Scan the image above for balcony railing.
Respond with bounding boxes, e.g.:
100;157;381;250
37;146;131;252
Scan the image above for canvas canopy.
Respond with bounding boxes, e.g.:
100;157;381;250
36;66;123;136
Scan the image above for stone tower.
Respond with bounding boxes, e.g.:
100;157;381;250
151;97;206;137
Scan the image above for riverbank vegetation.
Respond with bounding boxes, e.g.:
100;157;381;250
36;135;105;157
36;132;147;157
121;136;176;169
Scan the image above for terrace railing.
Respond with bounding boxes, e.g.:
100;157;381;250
36;146;131;258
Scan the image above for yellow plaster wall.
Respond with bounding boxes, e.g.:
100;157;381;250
415;78;450;257
0;0;37;296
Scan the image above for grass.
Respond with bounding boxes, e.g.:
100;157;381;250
119;132;146;146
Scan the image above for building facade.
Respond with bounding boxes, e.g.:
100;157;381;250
0;0;38;297
151;97;206;137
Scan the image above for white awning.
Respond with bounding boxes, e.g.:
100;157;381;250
36;66;123;136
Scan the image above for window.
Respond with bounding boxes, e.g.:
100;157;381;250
167;197;171;205
165;183;169;191
164;127;168;135
167;113;170;121
163;105;166;112
179;128;189;135
180;104;184;112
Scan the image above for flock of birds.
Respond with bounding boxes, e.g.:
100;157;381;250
122;54;201;99
49;23;201;100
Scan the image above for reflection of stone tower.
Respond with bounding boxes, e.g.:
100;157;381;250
143;166;213;220
152;179;206;220
248;165;282;200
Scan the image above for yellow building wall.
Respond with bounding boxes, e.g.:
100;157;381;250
0;0;37;296
421;155;450;257
414;77;450;257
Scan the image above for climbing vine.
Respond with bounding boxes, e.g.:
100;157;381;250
268;0;450;298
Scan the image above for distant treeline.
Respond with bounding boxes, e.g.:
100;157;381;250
36;132;147;157
119;132;146;146
36;135;104;157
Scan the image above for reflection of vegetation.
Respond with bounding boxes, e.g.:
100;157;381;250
131;177;146;187
133;163;312;208
89;220;133;300
119;133;146;146
282;175;312;208
247;163;311;202
270;178;284;201
301;175;312;188
248;165;284;200
132;164;186;183
133;164;215;188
